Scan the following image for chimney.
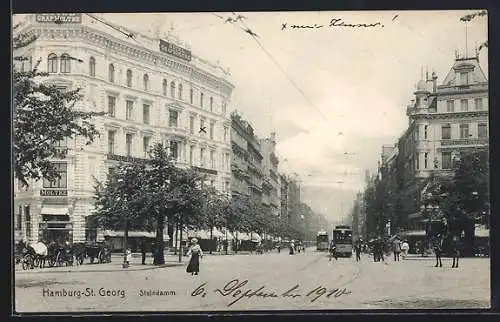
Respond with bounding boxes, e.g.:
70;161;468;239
432;71;437;93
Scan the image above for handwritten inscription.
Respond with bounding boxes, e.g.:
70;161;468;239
281;18;384;31
191;279;351;307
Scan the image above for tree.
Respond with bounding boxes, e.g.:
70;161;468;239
440;149;489;225
93;143;206;265
201;186;229;253
13;24;102;186
142;144;206;264
94;162;152;264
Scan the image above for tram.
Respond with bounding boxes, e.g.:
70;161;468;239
316;231;329;251
332;225;353;257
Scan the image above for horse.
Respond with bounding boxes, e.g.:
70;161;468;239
72;243;86;265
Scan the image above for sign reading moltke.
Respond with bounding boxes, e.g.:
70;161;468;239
159;39;192;62
40;189;68;197
36;13;82;24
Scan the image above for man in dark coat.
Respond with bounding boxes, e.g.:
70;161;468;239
140;238;147;265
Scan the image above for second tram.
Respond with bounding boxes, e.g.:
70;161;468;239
316;231;329;251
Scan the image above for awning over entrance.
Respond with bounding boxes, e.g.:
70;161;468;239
41;206;69;216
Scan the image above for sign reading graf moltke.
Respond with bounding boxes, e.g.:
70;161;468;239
35;13;82;23
159;39;192;62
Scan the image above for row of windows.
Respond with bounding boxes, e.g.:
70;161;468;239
107;131;231;171
415;123;488;140
445;98;484;112
46;54;228;114
108;96;229;142
413;152;462;170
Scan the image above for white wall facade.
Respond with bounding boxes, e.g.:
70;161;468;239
13;14;234;244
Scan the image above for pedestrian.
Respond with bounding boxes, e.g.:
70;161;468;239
431;234;443;267
186;238;203;276
289;240;295;255
126;248;132;265
354;239;361;261
277;243;281;253
451;234;461;268
401;240;409;259
393;238;402;261
329;240;337;261
140;239;147;265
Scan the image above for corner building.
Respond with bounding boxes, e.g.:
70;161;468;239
13;13;234;244
398;52;488;229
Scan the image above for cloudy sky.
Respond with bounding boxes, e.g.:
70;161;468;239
15;11;488;225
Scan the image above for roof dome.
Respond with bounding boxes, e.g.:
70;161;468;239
416;79;427;91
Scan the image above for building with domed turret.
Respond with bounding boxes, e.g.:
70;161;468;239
395;51;488;230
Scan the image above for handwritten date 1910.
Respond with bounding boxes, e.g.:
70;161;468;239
191;279;351;307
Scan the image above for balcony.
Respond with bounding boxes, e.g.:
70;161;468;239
440;138;488;147
193;166;218;175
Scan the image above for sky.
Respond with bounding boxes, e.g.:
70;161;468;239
13;11;488;225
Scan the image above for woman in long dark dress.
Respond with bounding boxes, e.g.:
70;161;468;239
186;238;203;275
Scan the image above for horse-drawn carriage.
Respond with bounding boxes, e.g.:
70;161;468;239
15;241;111;270
84;242;112;264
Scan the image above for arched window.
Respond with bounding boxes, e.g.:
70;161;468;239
178;84;183;100
143;74;149;91
162;79;168;96
189;88;194;104
108;64;115;83
89;57;96;77
170;81;176;98
200;92;204;107
126;69;133;87
48;53;58;73
60;53;71;73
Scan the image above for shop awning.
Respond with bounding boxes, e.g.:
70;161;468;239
103;230;170;240
475;228;489;238
400;230;426;237
41;206;69;215
408;212;423;219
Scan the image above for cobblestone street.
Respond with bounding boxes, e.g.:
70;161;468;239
15;249;490;312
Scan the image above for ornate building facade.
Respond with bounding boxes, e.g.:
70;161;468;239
13;13;234;244
399;52;488;228
230;111;263;199
259;133;281;217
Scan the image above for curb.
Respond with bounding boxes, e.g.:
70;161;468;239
15;262;184;275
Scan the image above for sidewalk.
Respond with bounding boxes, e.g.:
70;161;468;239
15;254;184;274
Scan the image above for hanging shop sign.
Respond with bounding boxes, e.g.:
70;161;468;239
159;39;192;62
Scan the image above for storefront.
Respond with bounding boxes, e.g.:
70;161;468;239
38;206;72;244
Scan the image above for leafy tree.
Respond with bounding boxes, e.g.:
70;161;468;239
142;144;206;264
94;162;152;263
439;149;489;225
93;143;206;264
13;23;102;186
200;186;229;253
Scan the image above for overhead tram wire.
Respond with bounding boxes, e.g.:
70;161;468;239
85;13;141;44
212;13;331;124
